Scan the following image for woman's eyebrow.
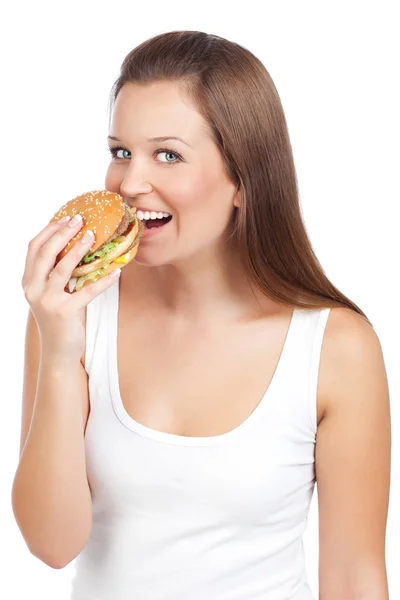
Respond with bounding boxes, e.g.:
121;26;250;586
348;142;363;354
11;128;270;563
107;135;193;149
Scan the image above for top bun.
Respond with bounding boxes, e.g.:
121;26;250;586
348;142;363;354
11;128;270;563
50;190;126;264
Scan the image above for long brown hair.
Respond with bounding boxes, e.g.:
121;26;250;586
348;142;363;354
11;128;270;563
108;30;371;326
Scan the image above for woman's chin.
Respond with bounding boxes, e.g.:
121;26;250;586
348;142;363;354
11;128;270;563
133;254;169;268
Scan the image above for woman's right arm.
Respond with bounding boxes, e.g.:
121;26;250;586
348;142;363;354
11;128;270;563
12;213;120;568
11;308;92;569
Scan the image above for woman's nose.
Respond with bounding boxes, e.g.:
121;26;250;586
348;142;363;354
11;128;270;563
119;172;153;199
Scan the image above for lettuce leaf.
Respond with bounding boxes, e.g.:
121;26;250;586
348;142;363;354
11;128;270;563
78;236;126;265
75;264;111;291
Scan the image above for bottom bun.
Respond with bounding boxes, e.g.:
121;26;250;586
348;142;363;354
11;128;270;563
66;240;140;293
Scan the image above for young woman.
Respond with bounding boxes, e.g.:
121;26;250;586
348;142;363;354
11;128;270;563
13;31;391;600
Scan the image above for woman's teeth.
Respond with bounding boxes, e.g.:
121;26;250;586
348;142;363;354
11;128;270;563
137;210;171;221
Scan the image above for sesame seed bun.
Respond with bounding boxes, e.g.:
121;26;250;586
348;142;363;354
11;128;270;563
49;190;144;292
50;190;127;261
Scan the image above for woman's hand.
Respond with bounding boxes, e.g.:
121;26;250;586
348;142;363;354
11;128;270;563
21;215;120;361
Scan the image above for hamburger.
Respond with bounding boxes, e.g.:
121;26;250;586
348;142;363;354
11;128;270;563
49;190;144;292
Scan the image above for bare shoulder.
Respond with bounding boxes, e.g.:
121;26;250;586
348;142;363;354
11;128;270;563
315;307;391;595
318;306;385;419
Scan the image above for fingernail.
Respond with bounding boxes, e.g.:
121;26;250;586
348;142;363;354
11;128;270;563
80;230;94;243
58;216;71;224
69;213;82;227
109;269;121;278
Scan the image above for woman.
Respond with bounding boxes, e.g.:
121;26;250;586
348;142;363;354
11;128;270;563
13;31;391;599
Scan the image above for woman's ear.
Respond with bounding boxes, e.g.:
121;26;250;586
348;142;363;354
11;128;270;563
233;188;241;208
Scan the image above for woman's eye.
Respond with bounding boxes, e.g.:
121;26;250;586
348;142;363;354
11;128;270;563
109;147;130;160
156;150;180;164
108;146;181;165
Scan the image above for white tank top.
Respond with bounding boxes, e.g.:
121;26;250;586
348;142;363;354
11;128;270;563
70;278;330;600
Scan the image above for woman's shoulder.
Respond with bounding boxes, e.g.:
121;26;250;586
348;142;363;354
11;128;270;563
318;306;380;417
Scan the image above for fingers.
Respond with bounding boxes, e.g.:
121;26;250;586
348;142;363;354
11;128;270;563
67;266;121;311
48;226;96;290
21;219;69;291
22;212;122;314
28;220;83;289
23;215;85;296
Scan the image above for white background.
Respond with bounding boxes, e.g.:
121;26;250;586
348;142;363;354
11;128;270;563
2;1;399;598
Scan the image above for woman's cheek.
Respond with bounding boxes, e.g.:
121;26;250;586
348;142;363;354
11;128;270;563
104;164;120;190
167;171;195;198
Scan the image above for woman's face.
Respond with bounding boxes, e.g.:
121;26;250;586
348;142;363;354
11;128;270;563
105;81;240;267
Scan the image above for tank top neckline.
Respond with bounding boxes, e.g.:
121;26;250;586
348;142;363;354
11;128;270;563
108;279;300;447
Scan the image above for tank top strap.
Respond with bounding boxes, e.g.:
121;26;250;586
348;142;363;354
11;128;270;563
270;306;331;439
308;307;331;430
288;307;331;431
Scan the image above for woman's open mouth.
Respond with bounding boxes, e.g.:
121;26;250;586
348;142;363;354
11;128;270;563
144;215;173;229
136;211;173;237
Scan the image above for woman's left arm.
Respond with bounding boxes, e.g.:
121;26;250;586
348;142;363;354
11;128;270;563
315;307;391;600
